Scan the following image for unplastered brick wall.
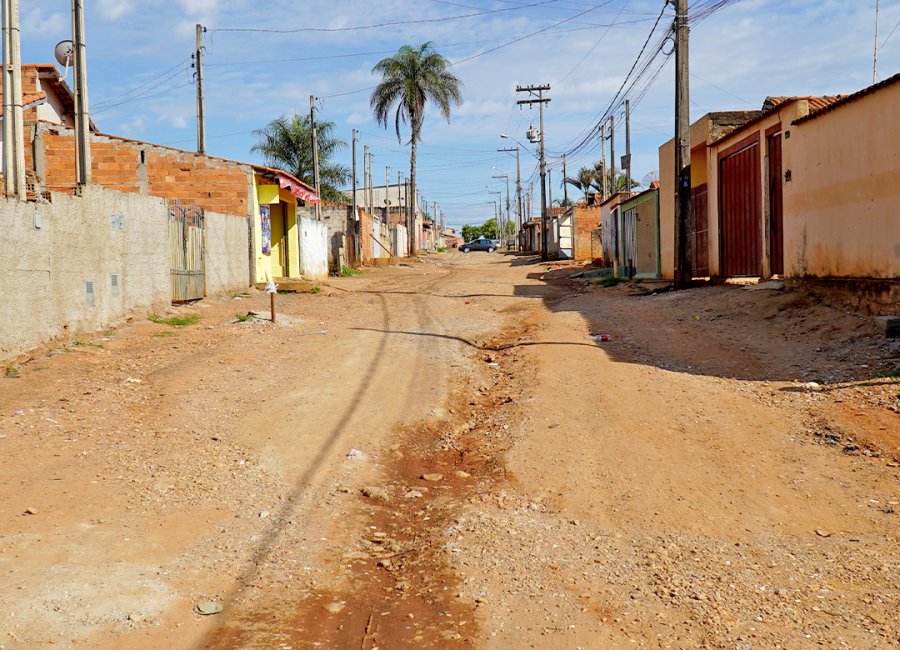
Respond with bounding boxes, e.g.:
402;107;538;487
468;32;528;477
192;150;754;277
34;122;252;217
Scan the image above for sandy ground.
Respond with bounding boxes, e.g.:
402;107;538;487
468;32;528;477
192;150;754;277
0;252;897;649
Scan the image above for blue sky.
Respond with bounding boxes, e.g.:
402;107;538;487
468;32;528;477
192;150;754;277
20;0;900;230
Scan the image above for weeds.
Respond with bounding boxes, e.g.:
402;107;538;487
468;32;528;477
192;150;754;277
309;286;322;295
436;246;449;253
148;313;201;327
340;265;362;277
235;313;254;322
593;275;624;288
877;368;900;379
73;339;100;348
153;330;177;338
5;366;20;378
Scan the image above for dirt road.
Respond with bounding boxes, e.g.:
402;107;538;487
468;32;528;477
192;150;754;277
1;253;897;649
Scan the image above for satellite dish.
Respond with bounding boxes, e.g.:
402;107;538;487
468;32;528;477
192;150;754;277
54;40;74;67
641;171;659;189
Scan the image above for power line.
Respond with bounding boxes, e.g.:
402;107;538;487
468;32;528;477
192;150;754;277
557;0;630;84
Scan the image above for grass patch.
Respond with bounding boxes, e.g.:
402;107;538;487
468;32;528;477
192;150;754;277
153;330;177;338
340;265;362;277
593;275;625;288
235;313;254;322
73;339;101;348
309;286;322;295
148;313;201;327
877;368;900;379
5;366;21;378
435;246;449;253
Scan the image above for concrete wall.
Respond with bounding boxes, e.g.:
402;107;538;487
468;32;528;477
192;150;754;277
784;84;900;279
299;205;351;272
393;224;408;257
298;216;328;280
205;209;251;294
0;186;170;360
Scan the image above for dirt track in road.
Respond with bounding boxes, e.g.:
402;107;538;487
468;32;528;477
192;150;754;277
1;252;897;649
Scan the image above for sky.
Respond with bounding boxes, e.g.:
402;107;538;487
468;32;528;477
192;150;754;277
20;0;900;231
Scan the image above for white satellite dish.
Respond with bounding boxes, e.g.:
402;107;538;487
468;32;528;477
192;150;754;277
54;40;74;68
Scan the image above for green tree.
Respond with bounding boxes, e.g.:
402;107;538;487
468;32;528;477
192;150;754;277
371;43;463;255
250;113;350;203
461;224;481;241
564;165;598;203
590;164;638;196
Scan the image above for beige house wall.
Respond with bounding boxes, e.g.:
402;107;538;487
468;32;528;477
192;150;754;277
783;84;900;279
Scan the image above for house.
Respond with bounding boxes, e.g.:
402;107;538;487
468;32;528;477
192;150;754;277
571;202;602;262
342;181;422;253
599;191;633;268
617;186;661;278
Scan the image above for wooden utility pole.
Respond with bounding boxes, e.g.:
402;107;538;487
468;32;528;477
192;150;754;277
309;95;321;220
516;84;551;259
195;24;206;155
72;0;91;186
625;99;632;195
608;115;615;197
674;0;693;288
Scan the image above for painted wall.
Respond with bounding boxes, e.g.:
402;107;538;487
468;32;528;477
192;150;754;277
0;186;170;360
298;217;328;280
252;180;299;282
393;224;408;257
621;189;660;278
783;85;900;279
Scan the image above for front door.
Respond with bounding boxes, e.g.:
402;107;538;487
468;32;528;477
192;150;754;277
767;131;784;276
269;202;289;277
719;139;762;276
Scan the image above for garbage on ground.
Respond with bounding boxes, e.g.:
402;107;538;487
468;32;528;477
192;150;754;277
346;448;368;461
590;334;611;342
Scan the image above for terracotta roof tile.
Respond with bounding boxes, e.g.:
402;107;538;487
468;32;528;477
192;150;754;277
763;95;847;112
0;91;48;116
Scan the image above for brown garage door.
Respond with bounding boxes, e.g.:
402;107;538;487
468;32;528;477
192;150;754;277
719;138;761;277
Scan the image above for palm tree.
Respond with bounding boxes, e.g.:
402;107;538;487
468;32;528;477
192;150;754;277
590;164;637;196
371;43;462;255
564;166;598;204
251;114;350;203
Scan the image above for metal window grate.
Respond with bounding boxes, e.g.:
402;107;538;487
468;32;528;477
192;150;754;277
110;274;120;298
85;280;95;306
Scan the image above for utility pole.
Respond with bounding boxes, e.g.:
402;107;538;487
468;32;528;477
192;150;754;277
674;0;693;288
874;0;880;83
362;145;369;211
194;24;206;155
384;165;389;223
625;99;632;196
562;154;568;205
72;0;91;186
309;95;321;220
609;115;615;197
516;84;551;259
548;168;553;212
352;129;359;262
498;147;522;248
3;0;26;198
600;123;607;202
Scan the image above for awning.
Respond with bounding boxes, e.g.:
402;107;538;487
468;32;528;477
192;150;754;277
276;171;320;204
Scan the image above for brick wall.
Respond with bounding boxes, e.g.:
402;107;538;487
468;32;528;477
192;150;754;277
574;205;602;261
34;122;252;217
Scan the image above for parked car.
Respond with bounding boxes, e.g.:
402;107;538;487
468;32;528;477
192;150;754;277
459;237;496;253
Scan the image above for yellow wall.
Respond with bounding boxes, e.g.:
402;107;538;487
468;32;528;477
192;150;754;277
253;176;300;282
783;85;900;279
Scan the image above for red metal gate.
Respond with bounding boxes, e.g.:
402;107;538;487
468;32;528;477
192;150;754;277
767;132;784;276
719;138;761;276
691;183;709;277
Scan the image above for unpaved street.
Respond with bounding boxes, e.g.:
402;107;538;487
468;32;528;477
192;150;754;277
1;253;898;649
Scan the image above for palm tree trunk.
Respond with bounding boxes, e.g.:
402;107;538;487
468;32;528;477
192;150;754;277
408;130;417;256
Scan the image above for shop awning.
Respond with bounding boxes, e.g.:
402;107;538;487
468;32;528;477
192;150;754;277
275;171;320;204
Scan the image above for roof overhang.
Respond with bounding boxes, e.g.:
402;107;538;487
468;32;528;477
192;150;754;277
254;165;320;204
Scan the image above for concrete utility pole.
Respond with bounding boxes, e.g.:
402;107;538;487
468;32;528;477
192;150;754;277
874;0;880;83
194;24;206;155
3;0;26;199
352;129;360;261
548;168;553;212
516;84;550;259
72;0;91;186
674;0;693;288
609;115;615;197
625;99;632;196
309;95;321;220
384;165;389;223
600;123;607;202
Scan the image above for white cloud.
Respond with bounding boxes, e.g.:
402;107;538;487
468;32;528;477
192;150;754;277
21;8;66;37
98;0;136;21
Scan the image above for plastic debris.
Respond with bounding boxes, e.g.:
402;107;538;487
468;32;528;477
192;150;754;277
194;601;223;616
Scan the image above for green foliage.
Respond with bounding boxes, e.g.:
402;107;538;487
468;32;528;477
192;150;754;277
5;365;20;378
148;313;201;327
435;246;449;252
594;275;625;288
235;313;254;322
877;368;900;379
461;217;514;242
309;286;322;294
73;339;100;347
340;265;362;277
251;114;350;203
153;330;177;338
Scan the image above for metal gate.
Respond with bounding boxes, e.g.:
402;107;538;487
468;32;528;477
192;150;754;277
767;132;784;276
691;183;710;276
719;139;761;276
621;206;637;277
168;204;205;301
